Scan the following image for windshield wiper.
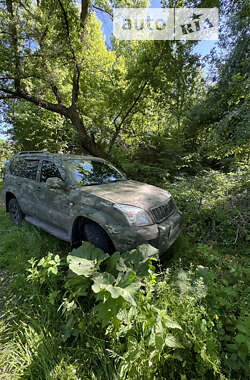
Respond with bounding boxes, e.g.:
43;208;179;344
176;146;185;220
104;178;127;184
82;182;101;186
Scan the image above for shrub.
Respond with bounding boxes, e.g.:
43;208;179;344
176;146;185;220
25;243;223;380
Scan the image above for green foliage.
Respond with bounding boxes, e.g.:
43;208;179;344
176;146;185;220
121;133;185;185
110;268;221;380
0;211;66;273
25;242;222;379
183;1;250;166
186;243;250;379
0;139;16;165
67;243;109;277
164;165;250;250
226;316;250;375
65;243;158;327
26;253;64;307
5;102;76;153
0;0;207;157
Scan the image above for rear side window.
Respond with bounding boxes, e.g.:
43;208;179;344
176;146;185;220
40;160;62;182
9;158;39;180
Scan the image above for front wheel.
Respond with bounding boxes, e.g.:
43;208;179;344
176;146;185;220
84;222;113;253
8;198;24;225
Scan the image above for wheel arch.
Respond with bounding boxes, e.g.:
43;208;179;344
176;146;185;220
5;191;16;212
71;215;115;251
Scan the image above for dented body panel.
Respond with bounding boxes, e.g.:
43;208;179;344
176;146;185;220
2;151;182;256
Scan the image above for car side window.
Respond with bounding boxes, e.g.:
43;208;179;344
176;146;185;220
40;160;62;182
9;158;25;176
9;157;39;180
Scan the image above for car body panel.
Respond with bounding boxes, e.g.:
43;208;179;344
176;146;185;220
3;173;39;217
82;180;171;209
34;182;72;232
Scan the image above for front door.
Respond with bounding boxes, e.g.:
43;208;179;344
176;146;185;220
34;160;71;232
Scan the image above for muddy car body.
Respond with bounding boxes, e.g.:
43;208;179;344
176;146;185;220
2;151;182;255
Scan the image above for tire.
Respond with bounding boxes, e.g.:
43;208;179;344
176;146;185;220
84;222;112;253
8;198;24;226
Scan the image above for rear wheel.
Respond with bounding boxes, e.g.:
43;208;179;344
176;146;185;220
8;198;24;225
84;222;112;253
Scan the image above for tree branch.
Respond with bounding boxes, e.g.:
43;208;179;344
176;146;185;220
6;0;21;91
108;44;167;153
71;66;81;106
51;84;63;104
44;61;63;104
80;0;89;26
0;87;68;116
0;94;16;100
17;0;36;19
56;0;82;108
92;5;112;18
57;0;70;39
108;82;148;154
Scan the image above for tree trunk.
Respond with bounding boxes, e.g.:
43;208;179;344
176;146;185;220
68;107;108;158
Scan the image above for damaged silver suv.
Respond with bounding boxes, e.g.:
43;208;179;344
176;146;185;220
2;151;182;255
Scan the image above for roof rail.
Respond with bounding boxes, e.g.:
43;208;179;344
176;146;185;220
17;150;48;155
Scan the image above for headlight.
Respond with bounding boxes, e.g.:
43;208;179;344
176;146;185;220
113;204;153;226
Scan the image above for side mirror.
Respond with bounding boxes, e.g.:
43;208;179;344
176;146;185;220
46;177;65;190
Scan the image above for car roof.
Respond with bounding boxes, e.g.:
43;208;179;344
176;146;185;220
12;151;107;163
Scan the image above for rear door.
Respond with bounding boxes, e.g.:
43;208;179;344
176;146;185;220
34;160;71;232
8;157;40;216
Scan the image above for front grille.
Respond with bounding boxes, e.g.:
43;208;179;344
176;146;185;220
151;198;175;223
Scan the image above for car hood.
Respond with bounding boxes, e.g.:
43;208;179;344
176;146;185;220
81;180;171;210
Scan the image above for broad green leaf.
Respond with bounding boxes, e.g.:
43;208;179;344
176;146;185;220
104;251;121;275
235;334;246;344
65;274;92;297
48;266;58;275
163;316;182;330
165;335;183;348
117;270;138;288
69;242;109;262
153;307;182;330
94;296;124;327
67;242;109;277
117;244;159;276
92;271;141;306
68;257;95;277
92;272;115;293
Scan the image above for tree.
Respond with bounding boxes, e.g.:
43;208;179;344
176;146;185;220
0;0;139;157
183;0;250;163
0;139;15;164
0;0;215;159
5;100;76;152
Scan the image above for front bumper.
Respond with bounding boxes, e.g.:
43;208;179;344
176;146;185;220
110;209;182;255
149;210;182;255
